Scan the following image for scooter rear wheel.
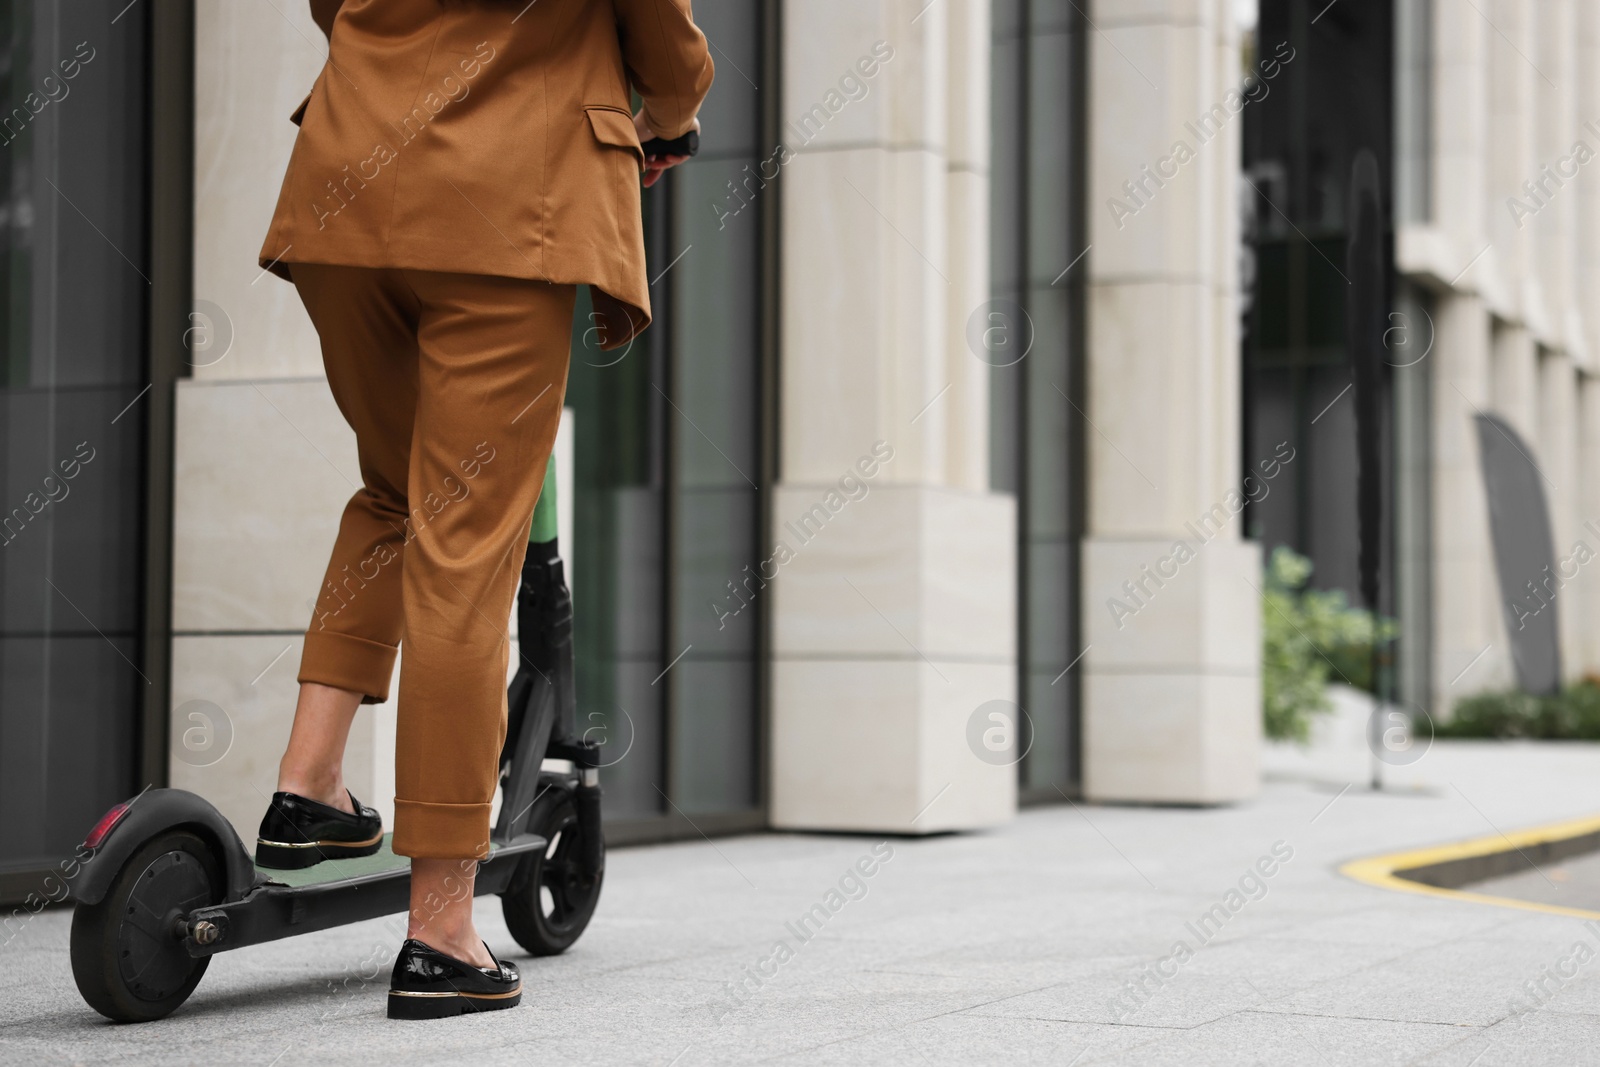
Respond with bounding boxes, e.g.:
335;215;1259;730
71;829;221;1022
500;776;603;956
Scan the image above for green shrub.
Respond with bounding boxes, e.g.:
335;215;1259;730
1261;546;1397;742
1440;681;1600;739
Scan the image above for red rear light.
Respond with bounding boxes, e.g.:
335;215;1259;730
83;801;132;849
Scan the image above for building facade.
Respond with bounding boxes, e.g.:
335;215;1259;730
8;0;1579;903
1238;0;1600;719
1395;0;1600;702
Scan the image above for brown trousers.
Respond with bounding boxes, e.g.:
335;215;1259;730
291;264;575;860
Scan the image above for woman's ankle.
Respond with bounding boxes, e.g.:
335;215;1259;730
407;857;491;967
275;766;351;812
408;928;494;968
406;912;495;968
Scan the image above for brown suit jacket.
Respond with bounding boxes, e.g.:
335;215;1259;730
259;0;713;349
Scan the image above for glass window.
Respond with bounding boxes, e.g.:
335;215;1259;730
0;2;149;888
1242;1;1400;681
568;0;768;833
1243;0;1395;599
990;0;1086;796
1395;0;1432;225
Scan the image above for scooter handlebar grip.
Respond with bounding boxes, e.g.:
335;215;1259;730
640;129;700;161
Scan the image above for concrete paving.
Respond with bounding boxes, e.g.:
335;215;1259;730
5;738;1600;1066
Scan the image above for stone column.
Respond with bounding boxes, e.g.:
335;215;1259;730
1539;352;1582;681
1077;0;1259;804
1580;1;1600;371
1580;377;1600;676
1432;296;1511;695
1490;325;1538;440
1484;0;1533;325
1534;3;1589;684
1423;0;1513;700
769;0;1017;832
1534;1;1578;357
1576;5;1600;679
1432;0;1487;248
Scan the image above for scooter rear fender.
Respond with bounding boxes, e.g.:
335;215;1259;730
69;788;262;906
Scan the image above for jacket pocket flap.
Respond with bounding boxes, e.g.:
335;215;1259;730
585;107;644;170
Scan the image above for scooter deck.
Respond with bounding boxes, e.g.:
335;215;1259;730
257;833;422;888
184;831;543;957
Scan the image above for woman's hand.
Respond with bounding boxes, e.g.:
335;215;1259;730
634;110;699;188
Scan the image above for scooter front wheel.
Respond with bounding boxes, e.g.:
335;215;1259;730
500;776;603;956
71;828;221;1022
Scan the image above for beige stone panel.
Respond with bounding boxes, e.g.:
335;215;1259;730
1537;351;1582;681
1082;669;1258;804
769;484;1014;662
1490;322;1538;440
915;660;1018;831
944;0;990;172
1432;294;1513;698
868;0;946;154
769;485;920;659
1088;23;1209;280
1430;0;1488;257
883;146;949;483
1486;0;1536;302
780;150;891;482
780;147;956;485
1475;246;1514;322
920;488;1016;659
1579;377;1600;673
1093;1;1208;30
1082;536;1259;675
1580;4;1600;370
769;658;1015;832
172;378;357;633
941;7;987;399
780;2;893;151
1205;19;1239;510
168;634;395;846
1533;0;1576;341
1085;280;1213;536
943;167;990;491
193;0;326;381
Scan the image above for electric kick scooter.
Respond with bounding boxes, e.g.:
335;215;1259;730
67;463;603;1023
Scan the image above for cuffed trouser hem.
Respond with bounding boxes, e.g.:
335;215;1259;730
392;799;494;860
299;630;399;705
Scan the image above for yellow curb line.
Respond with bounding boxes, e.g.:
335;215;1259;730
1339;812;1600;921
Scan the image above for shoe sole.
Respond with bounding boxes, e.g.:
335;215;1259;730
254;832;383;870
387;988;523;1020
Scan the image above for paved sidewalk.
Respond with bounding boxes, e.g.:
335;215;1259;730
7;740;1600;1066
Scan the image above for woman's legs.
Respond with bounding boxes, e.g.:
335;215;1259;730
276;678;491;964
389;270;573;860
290;265;497;961
387;271;573;966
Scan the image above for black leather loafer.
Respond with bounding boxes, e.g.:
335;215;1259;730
387;938;522;1020
254;789;383;869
